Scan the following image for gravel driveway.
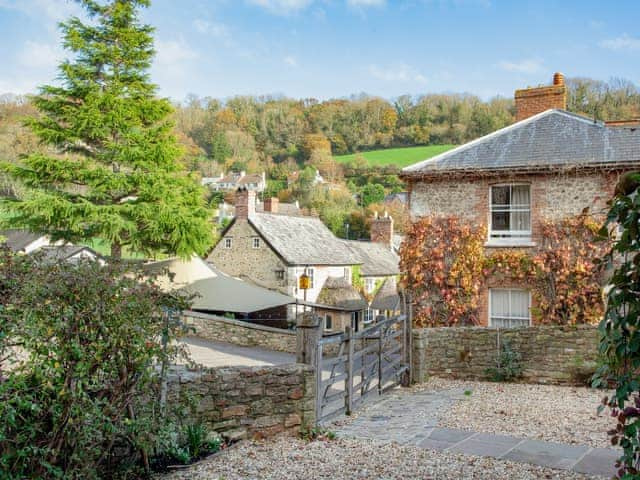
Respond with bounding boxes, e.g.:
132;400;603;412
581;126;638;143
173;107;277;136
421;378;614;449
160;437;602;480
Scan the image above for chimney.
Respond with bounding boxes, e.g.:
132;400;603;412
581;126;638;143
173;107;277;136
235;187;256;219
371;211;394;249
264;197;279;214
514;72;567;122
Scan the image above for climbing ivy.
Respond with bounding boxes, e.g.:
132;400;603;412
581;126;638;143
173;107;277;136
400;214;609;327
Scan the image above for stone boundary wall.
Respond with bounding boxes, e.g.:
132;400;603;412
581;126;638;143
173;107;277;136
183;310;297;354
168;363;315;441
412;325;599;385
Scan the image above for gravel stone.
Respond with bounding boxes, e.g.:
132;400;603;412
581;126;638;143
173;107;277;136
159;437;603;480
420;378;614;449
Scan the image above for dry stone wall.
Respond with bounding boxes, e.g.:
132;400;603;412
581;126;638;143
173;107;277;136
168;364;315;441
183;311;296;353
412;325;599;385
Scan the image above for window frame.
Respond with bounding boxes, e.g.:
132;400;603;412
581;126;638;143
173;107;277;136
489;184;532;240
324;314;333;331
224;237;233;249
488;288;532;328
252;237;260;249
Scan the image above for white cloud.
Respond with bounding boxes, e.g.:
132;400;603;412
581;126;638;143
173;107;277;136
0;0;81;22
19;40;63;69
192;19;230;39
497;58;544;74
246;0;314;15
599;34;640;52
284;55;298;67
368;63;427;84
347;0;385;6
154;38;199;66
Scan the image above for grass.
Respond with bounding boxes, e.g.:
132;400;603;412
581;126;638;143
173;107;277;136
334;144;456;169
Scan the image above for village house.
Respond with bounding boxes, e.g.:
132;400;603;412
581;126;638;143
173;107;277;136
401;72;640;328
207;188;400;332
0;229;56;253
202;171;267;193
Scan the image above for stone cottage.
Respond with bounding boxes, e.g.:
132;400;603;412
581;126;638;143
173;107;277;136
207;187;362;323
207;188;401;331
401;72;640;327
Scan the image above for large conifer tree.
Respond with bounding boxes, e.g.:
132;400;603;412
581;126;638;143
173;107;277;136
2;0;212;258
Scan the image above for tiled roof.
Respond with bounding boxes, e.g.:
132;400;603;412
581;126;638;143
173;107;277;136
255;202;302;216
403;110;640;175
0;229;44;252
249;213;359;266
343;240;399;276
35;245;100;263
238;174;263;185
370;278;401;311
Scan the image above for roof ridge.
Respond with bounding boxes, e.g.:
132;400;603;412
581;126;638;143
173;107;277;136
402;109;600;173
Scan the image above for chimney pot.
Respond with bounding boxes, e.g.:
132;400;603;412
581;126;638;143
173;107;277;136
553;72;565;86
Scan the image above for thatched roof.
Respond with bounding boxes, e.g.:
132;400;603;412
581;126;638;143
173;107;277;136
317;276;367;312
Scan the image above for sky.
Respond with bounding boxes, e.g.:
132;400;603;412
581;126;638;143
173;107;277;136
0;0;639;103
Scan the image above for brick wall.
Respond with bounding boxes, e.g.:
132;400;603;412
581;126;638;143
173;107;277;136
183;311;297;353
168;363;315;441
412;325;599;385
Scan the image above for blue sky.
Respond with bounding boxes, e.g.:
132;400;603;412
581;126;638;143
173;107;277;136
1;0;639;102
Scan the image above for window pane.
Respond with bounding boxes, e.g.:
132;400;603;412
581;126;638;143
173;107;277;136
511;185;530;207
491;212;510;231
511;290;530;318
490;290;510;317
491;186;510;206
511;211;531;231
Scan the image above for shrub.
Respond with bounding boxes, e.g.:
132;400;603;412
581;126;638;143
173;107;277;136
594;172;640;477
0;249;191;479
485;340;523;382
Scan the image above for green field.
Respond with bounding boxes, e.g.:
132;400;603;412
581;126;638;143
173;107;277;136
334;144;456;168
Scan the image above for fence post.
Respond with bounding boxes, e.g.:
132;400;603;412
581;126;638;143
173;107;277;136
296;313;322;366
377;327;383;395
345;325;354;415
315;342;323;425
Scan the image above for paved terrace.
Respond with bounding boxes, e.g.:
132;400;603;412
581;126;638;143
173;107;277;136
332;388;619;477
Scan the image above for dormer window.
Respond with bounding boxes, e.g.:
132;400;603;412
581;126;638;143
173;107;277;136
490;185;531;240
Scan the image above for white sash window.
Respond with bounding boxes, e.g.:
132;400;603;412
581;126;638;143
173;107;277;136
490;185;531;239
489;288;531;328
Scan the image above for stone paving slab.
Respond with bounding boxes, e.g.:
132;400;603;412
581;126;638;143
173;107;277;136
331;387;620;478
573;448;619;476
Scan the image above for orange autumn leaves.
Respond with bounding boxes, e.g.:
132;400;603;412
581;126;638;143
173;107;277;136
400;215;609;327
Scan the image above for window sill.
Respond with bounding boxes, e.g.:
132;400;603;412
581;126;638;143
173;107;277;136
485;239;536;248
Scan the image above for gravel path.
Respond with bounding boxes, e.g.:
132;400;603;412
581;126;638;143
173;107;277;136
160;437;603;480
421;378;614;449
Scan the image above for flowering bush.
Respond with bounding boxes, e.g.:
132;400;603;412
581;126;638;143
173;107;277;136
401;214;609;327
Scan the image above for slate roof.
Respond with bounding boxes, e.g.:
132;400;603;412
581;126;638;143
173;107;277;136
370;278;401;312
403;110;640;176
317;276;368;312
0;229;44;252
343;240;399;276
255;201;302;216
249;213;359;266
35;245;101;263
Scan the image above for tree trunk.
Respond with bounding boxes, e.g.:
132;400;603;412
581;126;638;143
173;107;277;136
111;241;122;259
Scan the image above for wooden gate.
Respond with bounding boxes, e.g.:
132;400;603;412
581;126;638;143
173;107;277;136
314;314;411;425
